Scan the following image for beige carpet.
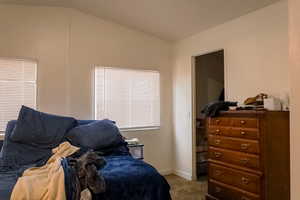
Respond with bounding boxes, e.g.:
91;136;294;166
165;175;208;200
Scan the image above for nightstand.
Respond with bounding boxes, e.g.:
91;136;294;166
128;144;144;160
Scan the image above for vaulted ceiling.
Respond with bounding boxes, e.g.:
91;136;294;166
0;0;281;41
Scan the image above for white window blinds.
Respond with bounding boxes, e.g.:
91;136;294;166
95;67;160;130
0;58;37;131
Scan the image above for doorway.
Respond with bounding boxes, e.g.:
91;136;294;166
193;50;225;182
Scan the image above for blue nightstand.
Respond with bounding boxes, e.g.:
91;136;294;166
128;144;144;160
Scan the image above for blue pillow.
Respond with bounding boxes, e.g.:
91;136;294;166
10;106;77;149
66;119;124;149
1;120;53;167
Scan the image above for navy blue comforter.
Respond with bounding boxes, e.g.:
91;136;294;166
1;154;172;200
63;144;171;200
95;155;171;200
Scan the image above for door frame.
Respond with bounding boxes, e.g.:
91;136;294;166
191;49;227;180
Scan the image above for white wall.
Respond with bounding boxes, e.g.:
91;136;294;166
172;1;289;179
0;5;71;115
288;0;300;199
0;5;173;174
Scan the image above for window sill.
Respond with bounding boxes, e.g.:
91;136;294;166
120;126;160;132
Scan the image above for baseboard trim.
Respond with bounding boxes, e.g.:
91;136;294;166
159;169;173;176
173;169;192;180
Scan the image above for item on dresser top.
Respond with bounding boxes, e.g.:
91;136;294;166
244;93;268;106
263;97;282;111
236;105;265;111
201;101;238;117
280;92;290;111
206;110;290;200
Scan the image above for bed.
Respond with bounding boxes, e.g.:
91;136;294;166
0;109;171;200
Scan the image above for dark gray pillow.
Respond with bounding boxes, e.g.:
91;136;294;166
66;120;123;149
10;106;77;149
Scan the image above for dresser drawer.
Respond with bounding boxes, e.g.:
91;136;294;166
209;117;259;129
208;180;260;200
209;147;260;170
208;127;259;140
208;135;260;154
232;118;259;129
209;163;261;194
209;117;231;126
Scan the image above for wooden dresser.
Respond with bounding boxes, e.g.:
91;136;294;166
206;110;290;200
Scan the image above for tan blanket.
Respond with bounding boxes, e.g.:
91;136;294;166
11;142;79;200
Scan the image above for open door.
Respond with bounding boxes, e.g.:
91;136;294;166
194;50;224;181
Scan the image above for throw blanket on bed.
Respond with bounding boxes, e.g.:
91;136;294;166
10;142;79;200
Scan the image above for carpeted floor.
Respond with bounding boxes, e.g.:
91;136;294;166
165;175;208;200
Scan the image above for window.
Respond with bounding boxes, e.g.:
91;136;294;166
94;67;160;130
0;58;37;132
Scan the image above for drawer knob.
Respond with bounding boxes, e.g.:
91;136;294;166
241;177;250;185
214;152;222;158
241;131;246;135
240;120;246;125
240;158;249;165
215;129;221;135
241;197;250;200
241;143;249;150
215;119;220;124
215;170;222;176
215;186;222;193
215;139;221;145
